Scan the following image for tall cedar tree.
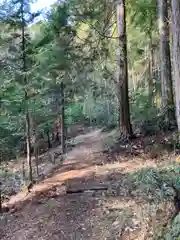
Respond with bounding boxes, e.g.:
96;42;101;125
158;0;175;121
44;3;74;154
147;19;156;105
60;82;65;154
20;0;33;182
171;0;180;133
3;0;40;181
116;0;133;137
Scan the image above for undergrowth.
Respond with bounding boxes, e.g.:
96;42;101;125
129;164;180;200
0;168;24;199
127;164;180;239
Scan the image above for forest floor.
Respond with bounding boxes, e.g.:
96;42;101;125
0;127;179;239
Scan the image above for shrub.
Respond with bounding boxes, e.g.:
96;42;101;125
83;98;118;127
65;103;84;125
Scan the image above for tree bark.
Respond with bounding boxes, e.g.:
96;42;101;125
33;131;39;177
158;0;175;120
21;0;32;182
148;28;156;105
61;81;65;154
25;111;33;181
171;0;180;132
24;84;33;181
47;130;52;149
116;0;133;137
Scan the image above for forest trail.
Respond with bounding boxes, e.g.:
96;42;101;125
0;129;171;240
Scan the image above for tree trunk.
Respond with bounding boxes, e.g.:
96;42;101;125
25;111;33;181
61;81;65;154
22;158;25;180
33;132;39;177
47;130;52;149
158;0;175;121
116;0;133;137
21;0;32;182
147;26;156;106
171;0;180;132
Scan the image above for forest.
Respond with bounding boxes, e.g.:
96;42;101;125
0;0;180;239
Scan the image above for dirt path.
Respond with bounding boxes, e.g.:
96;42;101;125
0;129;166;240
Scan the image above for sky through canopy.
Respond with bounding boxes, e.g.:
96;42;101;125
31;0;56;12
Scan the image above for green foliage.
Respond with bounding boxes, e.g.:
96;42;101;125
0;0;176;162
131;86;177;135
131;87;157;122
166;214;180;239
65;103;84;125
50;3;69;33
83;97;118;126
129;164;180;200
65;99;118;128
131;88;159;135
